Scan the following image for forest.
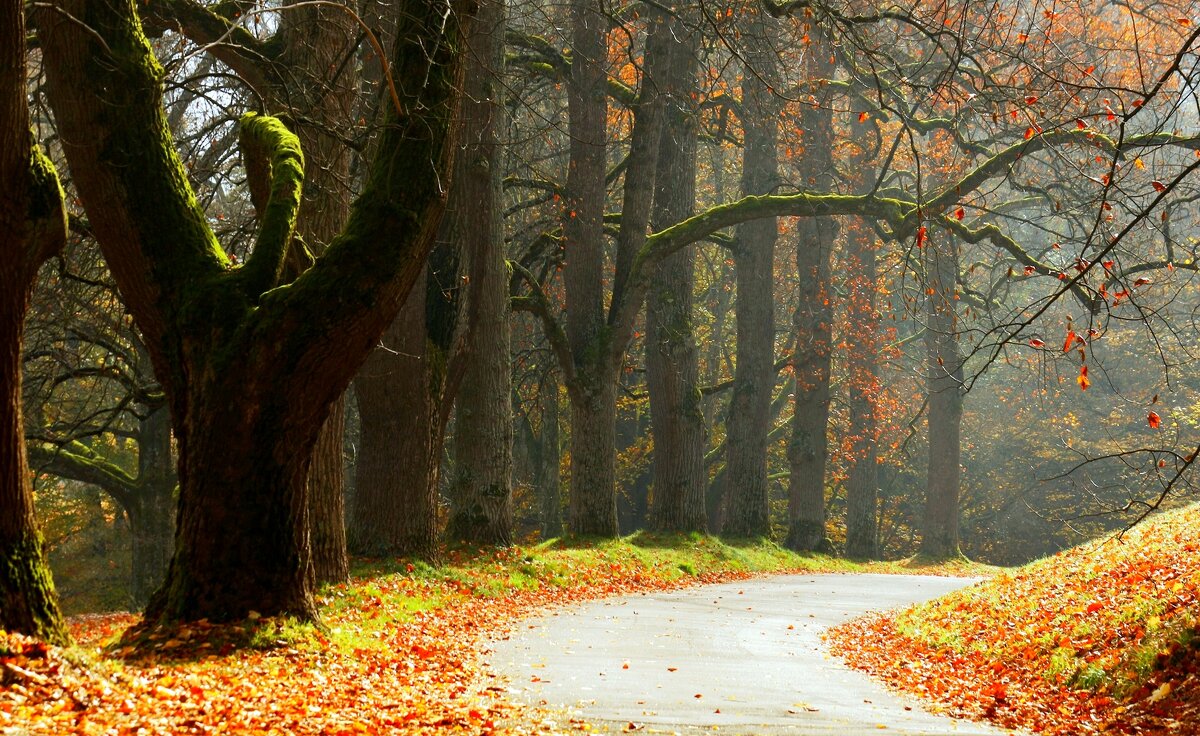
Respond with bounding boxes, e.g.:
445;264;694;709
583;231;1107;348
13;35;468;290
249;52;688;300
3;0;1200;731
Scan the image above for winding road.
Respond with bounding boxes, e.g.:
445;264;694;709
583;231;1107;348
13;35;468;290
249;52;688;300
486;574;1019;735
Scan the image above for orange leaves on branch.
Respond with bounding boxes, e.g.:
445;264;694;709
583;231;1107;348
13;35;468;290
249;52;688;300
1077;365;1090;391
915;225;927;249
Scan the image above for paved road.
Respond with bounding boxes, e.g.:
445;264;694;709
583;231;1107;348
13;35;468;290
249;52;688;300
486;574;1019;735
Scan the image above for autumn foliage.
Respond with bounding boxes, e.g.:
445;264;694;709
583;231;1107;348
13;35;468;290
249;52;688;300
3;536;891;734
829;505;1200;734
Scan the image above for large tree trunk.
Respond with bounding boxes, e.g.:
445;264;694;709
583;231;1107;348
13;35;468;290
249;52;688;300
128;403;175;607
562;0;617;537
843;227;880;560
784;28;836;552
351;273;441;558
647;13;706;533
0;0;69;644
447;0;512;546
922;238;964;559
722;9;779;538
38;0;465;622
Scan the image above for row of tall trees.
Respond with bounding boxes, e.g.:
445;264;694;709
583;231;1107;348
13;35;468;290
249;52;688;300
5;0;1200;642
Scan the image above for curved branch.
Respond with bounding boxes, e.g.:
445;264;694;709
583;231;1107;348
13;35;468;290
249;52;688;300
237;112;304;297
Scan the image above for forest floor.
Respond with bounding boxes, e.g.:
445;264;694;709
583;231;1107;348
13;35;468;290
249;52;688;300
829;504;1200;735
0;534;985;735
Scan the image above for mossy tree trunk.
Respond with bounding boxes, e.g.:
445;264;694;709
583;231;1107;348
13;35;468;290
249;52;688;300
447;0;513;546
37;0;466;623
785;27;836;552
647;12;706;533
722;8;780;538
0;0;70;643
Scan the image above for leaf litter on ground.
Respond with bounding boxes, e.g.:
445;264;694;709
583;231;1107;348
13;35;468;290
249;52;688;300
828;504;1200;735
3;533;981;734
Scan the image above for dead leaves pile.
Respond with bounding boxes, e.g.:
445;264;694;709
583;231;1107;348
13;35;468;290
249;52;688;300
2;547;755;734
828;505;1200;735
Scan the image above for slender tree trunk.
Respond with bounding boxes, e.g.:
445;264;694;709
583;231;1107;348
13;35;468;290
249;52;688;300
351;272;441;558
647;13;706;533
128;403;175;607
0;0;69;643
562;0;617;537
722;9;779;538
843;227;880;560
784;28;836;551
922;238;964;559
447;0;512;546
535;376;564;538
274;1;357;586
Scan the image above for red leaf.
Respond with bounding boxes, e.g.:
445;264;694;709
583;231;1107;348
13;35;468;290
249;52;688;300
1148;411;1162;429
1134;277;1151;286
1152;181;1167;193
1063;330;1076;352
954;206;965;221
858;111;870;123
915;226;927;249
1025;95;1039;105
1078;365;1090;391
1029;338;1046;348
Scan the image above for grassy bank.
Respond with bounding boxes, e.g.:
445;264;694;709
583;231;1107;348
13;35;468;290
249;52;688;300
830;504;1200;734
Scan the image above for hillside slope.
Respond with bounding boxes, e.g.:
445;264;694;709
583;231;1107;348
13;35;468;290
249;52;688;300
830;504;1200;734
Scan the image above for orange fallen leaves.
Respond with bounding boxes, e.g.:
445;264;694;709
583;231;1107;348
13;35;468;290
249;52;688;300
828;506;1200;735
3;547;762;735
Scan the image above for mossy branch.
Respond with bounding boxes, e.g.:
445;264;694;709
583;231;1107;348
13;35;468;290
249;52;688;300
238;112;304;298
27;441;139;509
142;0;278;94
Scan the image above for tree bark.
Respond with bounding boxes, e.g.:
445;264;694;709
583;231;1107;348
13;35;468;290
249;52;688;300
351;271;441;558
38;0;466;622
562;0;617;537
647;13;706;533
534;376;564;538
785;28;836;551
922;237;964;559
447;0;513;546
843;227;880;560
722;9;779;538
128;403;175;606
0;0;70;644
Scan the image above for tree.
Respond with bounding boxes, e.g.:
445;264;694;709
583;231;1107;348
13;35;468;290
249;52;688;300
447;0;515;546
785;24;837;551
721;7;781;538
646;10;707;533
0;0;70;643
36;0;468;623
